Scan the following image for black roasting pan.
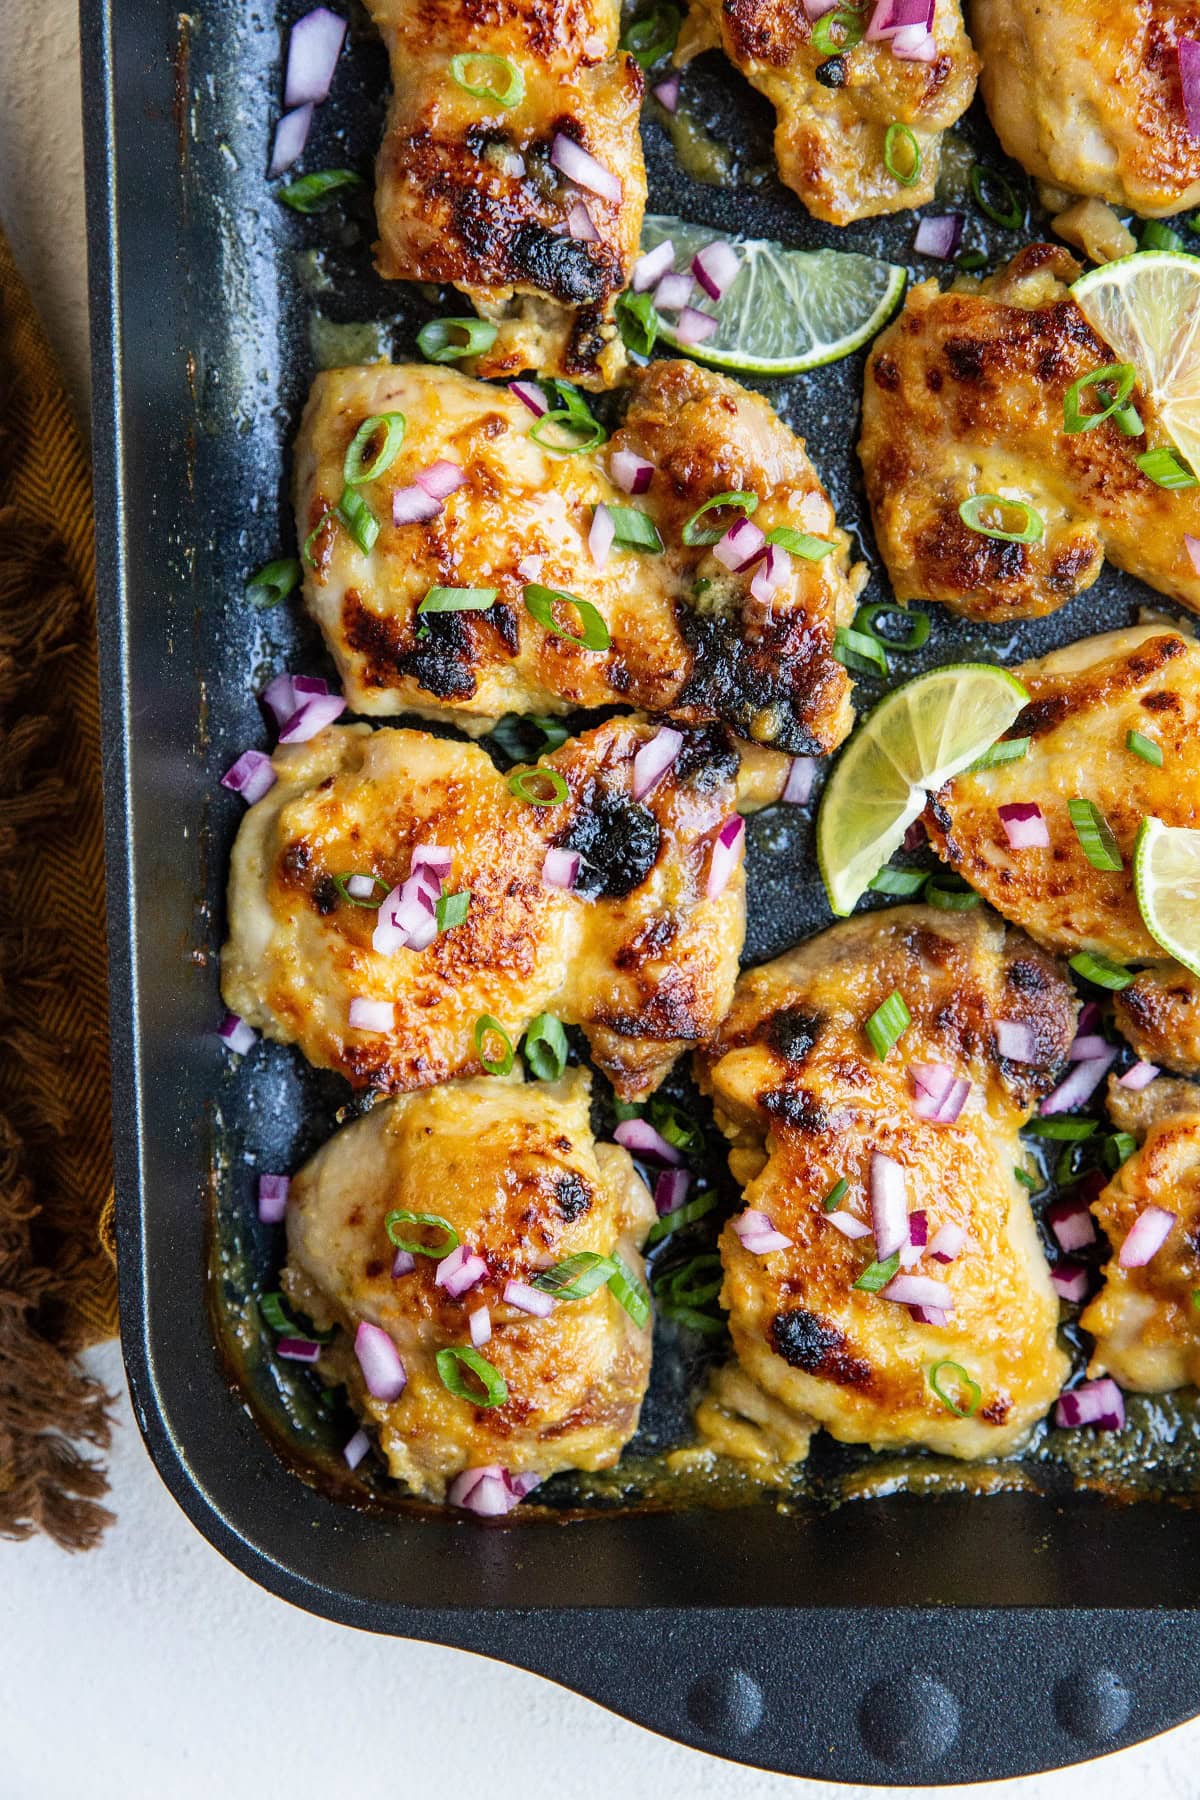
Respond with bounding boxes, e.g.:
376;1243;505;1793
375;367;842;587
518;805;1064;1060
82;0;1200;1779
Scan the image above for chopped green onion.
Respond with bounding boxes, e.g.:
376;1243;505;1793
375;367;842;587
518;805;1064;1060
855;601;931;652
418;585;498;619
833;624;889;677
657;1253;723;1307
613;1098;642;1121
1100;384;1144;437
616;290;660;357
529;410;607;454
661;1302;727;1335
812;6;865;53
417;317;500;364
853;1252;901;1293
928;1359;982;1417
1126;729;1163;767
1014;1165;1040;1191
645;1189;719;1245
968;163;1023;230
1136;445;1199;489
303;509;337;568
1026;1117;1098;1141
1068;798;1124;872
765;526;836;560
385;1208;460;1258
1191;1288;1200;1309
333;872;389;907
959;493;1044;544
523;582;612;650
648;1094;705;1155
956;248;987;272
923;873;981;912
865;989;911;1060
276;169;364;213
1069;949;1135;990
436;1345;508;1408
1105;1131;1138;1171
620;4;682;67
246;557;301;608
1056;1141;1085;1185
259;1291;303;1336
969;735;1030;771
507;765;570;806
607;1254;651;1327
681;491;759;547
868;866;928;897
534;1252;618;1298
448;51;525;106
436;890;471;931
607;505;664;552
883;121;921;188
523;1012;568;1080
474;1014;515;1075
1141;220;1186;252
822;1177;849;1212
1062;364;1136;435
343;413;406;487
337;485;380;555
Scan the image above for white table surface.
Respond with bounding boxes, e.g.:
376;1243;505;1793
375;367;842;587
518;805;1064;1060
5;7;1200;1795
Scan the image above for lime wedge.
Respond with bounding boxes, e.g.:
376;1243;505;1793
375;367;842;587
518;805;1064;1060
639;215;906;376
1072;251;1200;474
817;664;1031;917
1133;816;1200;978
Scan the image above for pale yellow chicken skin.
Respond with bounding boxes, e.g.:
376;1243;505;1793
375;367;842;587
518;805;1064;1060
296;359;858;755
284;1069;655;1498
926;627;1200;1076
973;0;1200;217
860;246;1200;620
696;906;1074;1463
677;0;977;223
369;0;645;385
221;718;745;1101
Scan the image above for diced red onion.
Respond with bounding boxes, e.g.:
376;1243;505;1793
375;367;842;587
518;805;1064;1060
1119;1060;1159;1090
1186;533;1200;577
504;1278;555;1317
908;1208;928;1247
221;748;277;805
909;1304;949;1327
632;726;683;800
1077;1001;1102;1034
348;997;394;1033
713;517;766;573
674;306;718;346
903;819;926;851
879;1273;954;1310
998;802;1050;849
1046;1193;1097;1253
542;847;580;889
258;1173;290;1224
892;22;937;58
392;1248;415;1277
262;670;300;727
1039;1045;1116;1114
910;1062;970;1124
415;460;466;501
751;543;792;604
630;239;675;293
610;448;654;494
1051;1260;1089;1303
412;843;451;879
589;501;615;569
284;7;346;106
1119;1203;1176;1269
866;0;933;36
277;1337;322;1362
614;1118;683;1164
343;1427;370;1470
295;675;331;702
392;483;443;525
913;213;963;260
781;756;816;805
567;200;600;242
826;1209;871;1240
995;1019;1037;1064
927;1221;966;1263
869;1152;909;1258
733;1209;793;1255
653;271;694;313
278;692;346;743
1055;1378;1125;1431
653;74;680;111
354;1320;407;1401
509;380;548;417
550;133;622;203
448;1465;531;1516
1068;1034;1111;1062
516;554;544;581
218;1012;257;1054
470;1306;492;1348
654;1167;690;1215
691;240;740;302
268;103;314;178
437;1245;489;1297
706;815;745;900
345;873;375;899
1180;39;1200;141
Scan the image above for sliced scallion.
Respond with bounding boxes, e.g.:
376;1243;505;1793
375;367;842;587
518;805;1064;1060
1126;729;1163;767
608;505;664;552
1105;1130;1138;1171
616;290;660;357
1069;949;1134;990
959;493;1044;544
765;526;836;560
436;890;471;931
523;1012;568;1080
968;163;1023;230
868;866;927;897
523;582;611;650
853;1252;901;1293
883;121;921;188
645;1189;718;1245
833;624;889;677
620;4;682;67
337;485;380;555
533;1253;617;1298
448;51;525;107
812;6;865;53
1026;1117;1098;1141
866;989;911;1060
681;490;758;547
418;585;498;618
343;412;406;485
928;1359;982;1417
855;601;931;652
507;765;570;806
276;168;364;213
246;557;301;608
969;735;1030;771
607;1254;651;1326
385;1208;460;1258
474;1014;515;1075
1136;445;1199;489
529;410;607;454
417;317;500;364
333;872;389;907
436;1345;508;1407
822;1177;849;1212
1068;798;1124;872
923;872;981;911
1062;364;1136;435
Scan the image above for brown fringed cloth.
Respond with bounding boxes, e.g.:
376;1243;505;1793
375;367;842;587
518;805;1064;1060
0;224;118;1549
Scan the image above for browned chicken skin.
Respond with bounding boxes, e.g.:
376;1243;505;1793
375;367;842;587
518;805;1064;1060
677;0;977;224
860;246;1200;621
368;0;645;386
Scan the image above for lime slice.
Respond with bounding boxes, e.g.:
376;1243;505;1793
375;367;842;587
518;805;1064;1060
639;215;906;376
1133;816;1200;978
817;664;1030;917
1072;251;1200;474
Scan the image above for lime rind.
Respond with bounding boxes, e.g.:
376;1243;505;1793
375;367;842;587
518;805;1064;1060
1133;815;1200;980
640;215;906;376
